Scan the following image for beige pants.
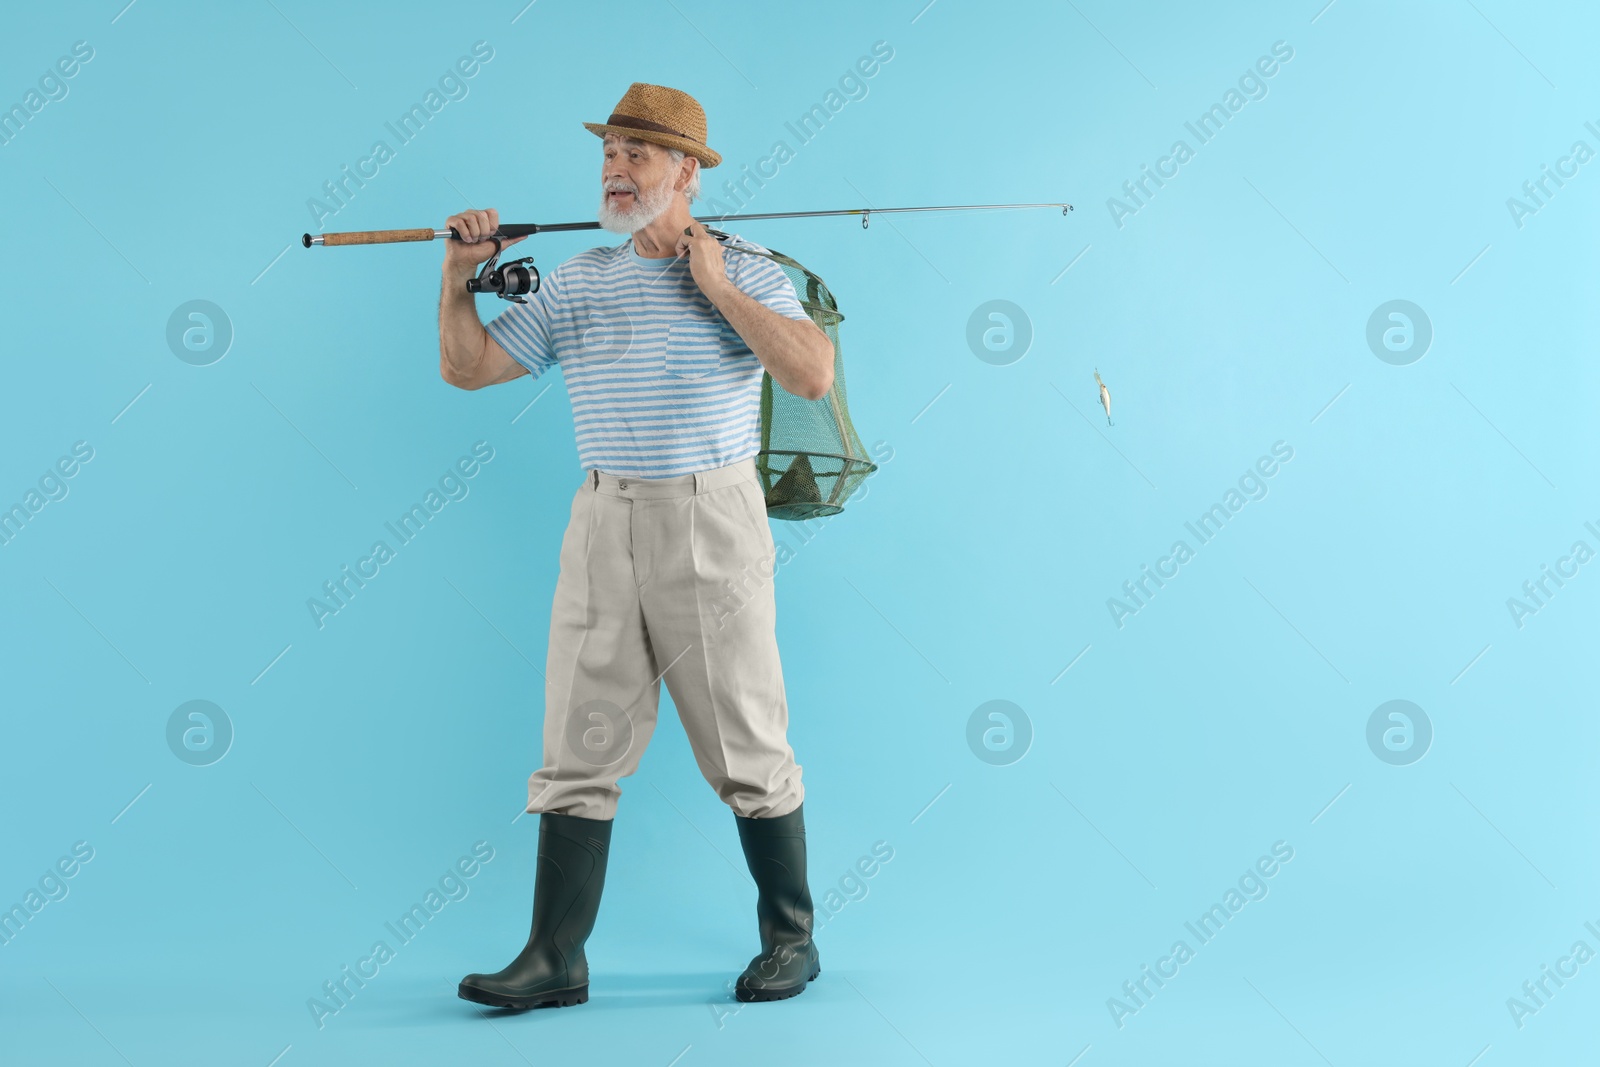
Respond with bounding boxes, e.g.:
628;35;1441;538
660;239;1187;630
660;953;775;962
527;455;804;821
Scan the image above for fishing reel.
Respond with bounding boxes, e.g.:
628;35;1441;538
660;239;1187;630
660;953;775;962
465;236;539;303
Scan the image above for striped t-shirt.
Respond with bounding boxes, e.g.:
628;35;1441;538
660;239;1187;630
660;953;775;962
483;231;812;479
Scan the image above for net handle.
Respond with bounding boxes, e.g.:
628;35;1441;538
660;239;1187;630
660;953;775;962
702;227;837;317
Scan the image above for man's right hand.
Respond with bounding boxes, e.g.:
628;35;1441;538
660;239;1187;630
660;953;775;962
439;206;532;390
443;208;528;271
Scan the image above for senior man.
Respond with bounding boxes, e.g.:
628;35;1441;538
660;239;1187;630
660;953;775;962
440;83;832;1010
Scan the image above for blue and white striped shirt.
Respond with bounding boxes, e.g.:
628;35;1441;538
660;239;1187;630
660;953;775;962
484;232;812;479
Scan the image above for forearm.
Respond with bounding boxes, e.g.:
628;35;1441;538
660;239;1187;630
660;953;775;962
439;266;489;386
706;282;832;400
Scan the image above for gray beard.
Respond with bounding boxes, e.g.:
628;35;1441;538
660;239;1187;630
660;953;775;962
598;176;676;234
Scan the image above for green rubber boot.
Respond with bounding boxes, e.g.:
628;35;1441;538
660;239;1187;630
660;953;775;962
733;802;821;1002
458;811;613;1010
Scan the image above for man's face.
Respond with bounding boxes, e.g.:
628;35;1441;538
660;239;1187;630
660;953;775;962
598;135;682;234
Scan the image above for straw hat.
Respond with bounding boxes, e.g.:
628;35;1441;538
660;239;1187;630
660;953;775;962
583;82;722;168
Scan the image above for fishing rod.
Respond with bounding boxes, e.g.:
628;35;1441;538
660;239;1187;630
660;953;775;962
301;202;1072;247
300;201;1073;301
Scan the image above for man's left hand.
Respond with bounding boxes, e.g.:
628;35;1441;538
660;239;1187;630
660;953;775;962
676;222;731;299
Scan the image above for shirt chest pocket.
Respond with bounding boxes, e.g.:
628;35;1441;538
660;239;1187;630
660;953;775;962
664;320;727;380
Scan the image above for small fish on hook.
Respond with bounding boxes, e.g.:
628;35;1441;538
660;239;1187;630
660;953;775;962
1094;368;1113;426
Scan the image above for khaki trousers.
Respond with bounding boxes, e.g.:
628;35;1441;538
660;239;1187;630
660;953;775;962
527;455;804;821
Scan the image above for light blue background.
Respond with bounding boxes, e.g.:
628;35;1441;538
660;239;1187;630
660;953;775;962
2;1;1596;1064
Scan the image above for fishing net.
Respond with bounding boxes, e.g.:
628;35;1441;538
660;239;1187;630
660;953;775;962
708;227;877;521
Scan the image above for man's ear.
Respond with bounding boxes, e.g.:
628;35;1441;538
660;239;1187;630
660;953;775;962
679;155;699;194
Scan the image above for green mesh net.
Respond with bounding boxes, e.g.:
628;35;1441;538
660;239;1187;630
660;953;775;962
708;227;877;521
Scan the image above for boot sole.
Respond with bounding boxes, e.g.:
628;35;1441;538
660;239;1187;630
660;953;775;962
458;982;589;1010
735;963;820;1003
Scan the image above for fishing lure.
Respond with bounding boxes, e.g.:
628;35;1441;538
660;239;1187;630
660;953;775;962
1094;368;1112;426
